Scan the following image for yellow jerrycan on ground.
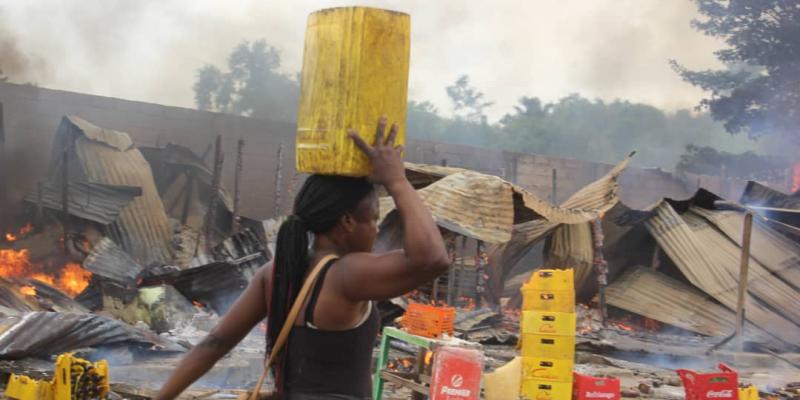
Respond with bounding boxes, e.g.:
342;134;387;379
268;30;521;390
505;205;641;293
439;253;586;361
296;6;410;176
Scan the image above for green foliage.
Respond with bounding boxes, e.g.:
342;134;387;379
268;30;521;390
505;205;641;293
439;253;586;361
407;92;756;169
446;75;494;123
193;40;299;121
676;144;787;181
671;0;800;139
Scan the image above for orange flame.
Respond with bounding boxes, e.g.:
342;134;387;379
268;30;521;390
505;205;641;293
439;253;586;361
0;249;92;298
19;286;36;296
58;263;92;297
424;351;433;365
5;233;16;242
19;224;33;236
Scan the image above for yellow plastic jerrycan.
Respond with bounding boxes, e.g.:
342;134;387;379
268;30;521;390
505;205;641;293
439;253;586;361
296;7;410;176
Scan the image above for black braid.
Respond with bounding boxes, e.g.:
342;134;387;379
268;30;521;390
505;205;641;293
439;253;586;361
268;174;374;389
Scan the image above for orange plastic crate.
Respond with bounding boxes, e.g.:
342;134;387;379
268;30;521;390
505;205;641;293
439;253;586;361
400;303;455;338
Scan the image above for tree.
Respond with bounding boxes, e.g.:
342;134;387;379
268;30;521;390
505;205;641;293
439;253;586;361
192;40;299;121
671;0;800;140
445;75;494;122
676;144;787;181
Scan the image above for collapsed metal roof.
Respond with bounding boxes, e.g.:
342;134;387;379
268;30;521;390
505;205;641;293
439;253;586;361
487;153;634;289
645;196;800;346
606;266;776;344
48;116;173;265
23;181;142;225
0;311;182;359
379;155;632;244
82;237;144;283
0;278;88;315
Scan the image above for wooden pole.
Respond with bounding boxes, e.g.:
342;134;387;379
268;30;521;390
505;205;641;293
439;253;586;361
735;212;754;352
205;135;224;248
551;168;558;204
591;218;608;328
446;237;456;305
180;173;194;225
273;144;284;216
232;138;244;233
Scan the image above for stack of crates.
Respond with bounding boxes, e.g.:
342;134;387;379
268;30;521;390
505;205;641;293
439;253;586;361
520;269;576;400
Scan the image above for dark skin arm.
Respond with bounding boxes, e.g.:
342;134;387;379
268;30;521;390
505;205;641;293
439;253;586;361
330;118;450;301
154;264;271;400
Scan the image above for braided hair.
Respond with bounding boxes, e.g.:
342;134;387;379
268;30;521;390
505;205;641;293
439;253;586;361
268;174;374;387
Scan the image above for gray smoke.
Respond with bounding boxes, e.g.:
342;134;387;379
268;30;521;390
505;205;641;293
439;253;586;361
0;0;727;122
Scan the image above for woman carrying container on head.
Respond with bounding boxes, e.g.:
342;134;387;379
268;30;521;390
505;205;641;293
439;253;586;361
155;117;450;400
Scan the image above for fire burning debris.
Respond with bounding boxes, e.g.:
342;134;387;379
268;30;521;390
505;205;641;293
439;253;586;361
19;285;36;296
4;223;34;243
0;249;92;298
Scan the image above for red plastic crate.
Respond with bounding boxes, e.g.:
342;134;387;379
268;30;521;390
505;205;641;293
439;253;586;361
400;303;455;338
430;346;482;400
676;363;739;400
573;372;620;400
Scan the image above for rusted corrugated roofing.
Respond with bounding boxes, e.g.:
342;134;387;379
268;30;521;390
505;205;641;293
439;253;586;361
49;116;173;265
380;155;632;243
23;181;141;225
606;267;775;343
489;153;633;272
646;200;800;345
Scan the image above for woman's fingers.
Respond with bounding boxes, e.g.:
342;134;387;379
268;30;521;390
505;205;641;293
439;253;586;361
386;123;398;146
374;116;387;147
349;128;374;156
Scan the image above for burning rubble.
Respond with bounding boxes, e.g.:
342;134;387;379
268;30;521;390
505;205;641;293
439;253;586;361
0;114;795;399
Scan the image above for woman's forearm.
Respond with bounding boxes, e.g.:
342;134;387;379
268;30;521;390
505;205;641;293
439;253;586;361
154;334;234;400
387;179;449;272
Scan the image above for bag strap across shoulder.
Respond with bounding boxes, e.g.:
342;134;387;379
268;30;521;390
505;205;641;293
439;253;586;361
248;254;338;400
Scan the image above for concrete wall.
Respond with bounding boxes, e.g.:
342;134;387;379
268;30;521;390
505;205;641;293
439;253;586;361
406;140;693;209
1;81;760;221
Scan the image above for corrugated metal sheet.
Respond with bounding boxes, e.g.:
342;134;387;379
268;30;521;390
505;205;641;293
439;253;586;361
646;201;800;345
83;237;143;283
380;171;517;243
692;207;800;288
0;311;182;359
739;181;800;236
380;155;632;243
0;278;88;314
606;267;775;342
740;181;800;209
50;116;173;265
23;181;141;225
404;162;466;188
489;154;632;274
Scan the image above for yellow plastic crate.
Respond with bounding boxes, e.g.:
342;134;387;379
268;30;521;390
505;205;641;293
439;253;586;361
521;379;573;400
296;6;410;176
521;334;576;360
522;357;574;382
5;374;53;399
521;310;576;336
521;288;575;313
739;385;758;400
526;269;574;291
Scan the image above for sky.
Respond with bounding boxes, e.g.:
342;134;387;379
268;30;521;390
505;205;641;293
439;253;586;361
0;0;726;122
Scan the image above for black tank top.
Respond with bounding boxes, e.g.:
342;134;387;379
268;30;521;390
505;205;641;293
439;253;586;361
282;259;380;399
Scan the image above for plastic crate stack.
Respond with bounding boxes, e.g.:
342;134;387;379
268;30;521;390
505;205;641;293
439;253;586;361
520;269;576;400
